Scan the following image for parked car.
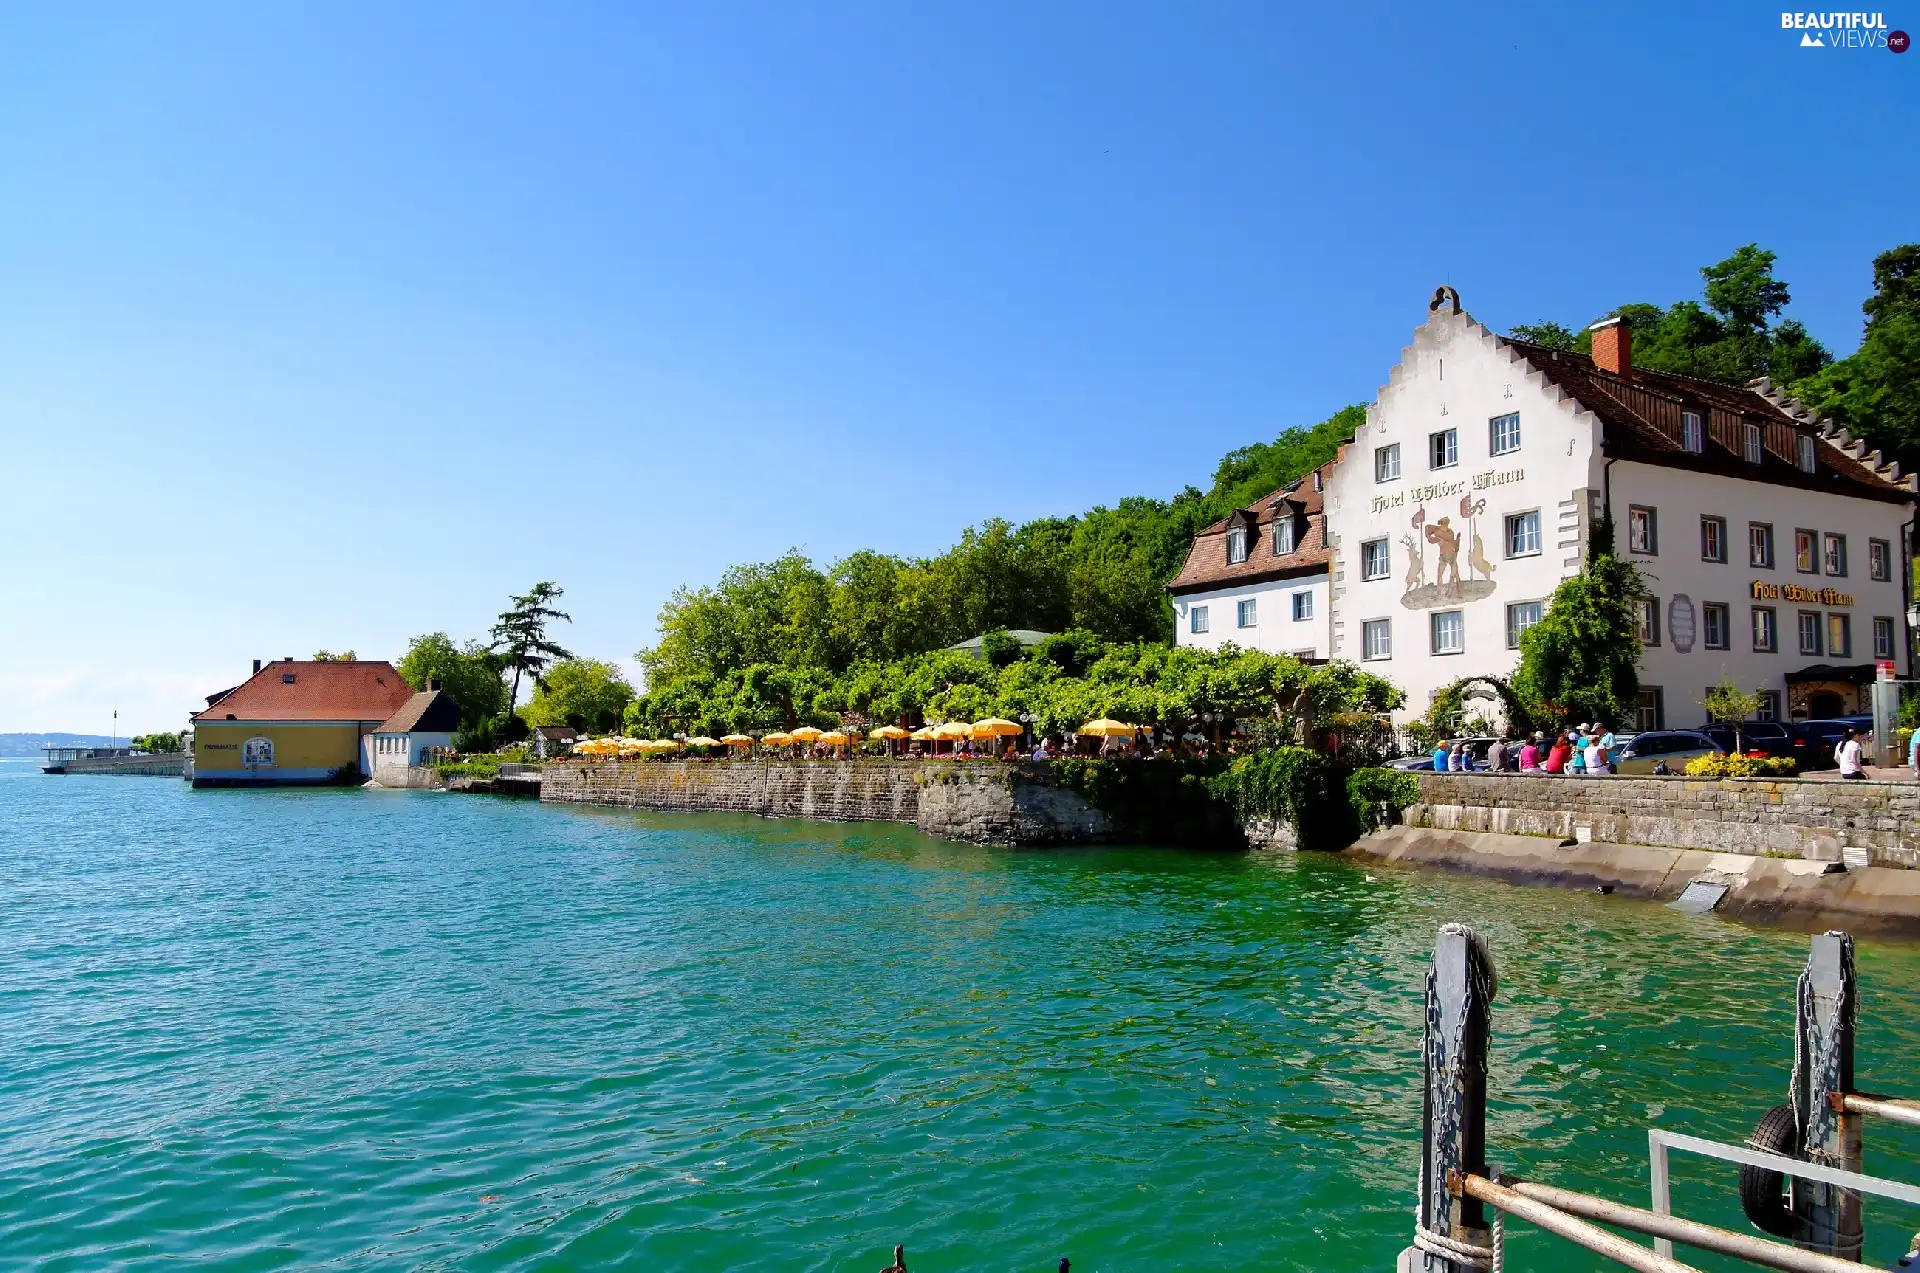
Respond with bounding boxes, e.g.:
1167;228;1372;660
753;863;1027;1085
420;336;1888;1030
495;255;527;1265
1612;730;1723;775
1800;718;1871;752
1695;721;1833;769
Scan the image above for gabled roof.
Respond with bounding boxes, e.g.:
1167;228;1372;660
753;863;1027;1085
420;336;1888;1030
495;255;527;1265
1167;463;1333;596
191;660;414;723
376;689;462;734
1500;340;1917;504
533;725;579;740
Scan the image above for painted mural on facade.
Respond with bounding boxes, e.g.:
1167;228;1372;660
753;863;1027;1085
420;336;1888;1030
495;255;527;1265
1400;491;1497;610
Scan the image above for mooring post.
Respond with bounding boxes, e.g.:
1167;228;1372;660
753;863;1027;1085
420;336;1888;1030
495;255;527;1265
1795;931;1862;1260
1406;924;1496;1272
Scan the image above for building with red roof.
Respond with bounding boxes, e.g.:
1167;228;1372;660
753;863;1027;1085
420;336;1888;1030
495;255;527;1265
188;658;415;787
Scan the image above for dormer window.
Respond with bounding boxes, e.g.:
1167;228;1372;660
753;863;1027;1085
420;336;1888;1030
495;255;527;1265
1273;516;1297;556
1227;524;1248;564
281;673;296;684
1680;409;1704;453
1797;433;1816;474
1743;422;1763;464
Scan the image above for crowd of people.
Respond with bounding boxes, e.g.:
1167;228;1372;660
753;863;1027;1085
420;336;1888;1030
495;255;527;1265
1433;723;1621;776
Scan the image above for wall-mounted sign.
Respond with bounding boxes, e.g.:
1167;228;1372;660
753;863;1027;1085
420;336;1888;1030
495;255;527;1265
1471;467;1525;491
1669;594;1696;653
1750;581;1854;607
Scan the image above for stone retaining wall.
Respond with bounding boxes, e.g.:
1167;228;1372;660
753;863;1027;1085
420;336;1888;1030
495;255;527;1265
1411;772;1920;869
539;760;1125;847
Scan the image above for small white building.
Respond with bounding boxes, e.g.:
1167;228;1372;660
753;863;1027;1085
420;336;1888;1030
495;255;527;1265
1318;287;1916;728
363;686;460;785
1169;464;1334;660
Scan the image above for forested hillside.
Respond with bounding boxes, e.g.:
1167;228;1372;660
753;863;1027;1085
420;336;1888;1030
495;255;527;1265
639;244;1918;702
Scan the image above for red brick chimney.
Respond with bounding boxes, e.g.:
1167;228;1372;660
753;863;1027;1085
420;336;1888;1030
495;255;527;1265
1589;315;1631;377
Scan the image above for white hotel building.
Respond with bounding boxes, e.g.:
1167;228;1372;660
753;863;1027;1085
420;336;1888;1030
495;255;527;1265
1172;288;1917;729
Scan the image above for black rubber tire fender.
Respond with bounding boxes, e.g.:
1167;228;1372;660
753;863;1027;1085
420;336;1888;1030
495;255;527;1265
1739;1103;1802;1238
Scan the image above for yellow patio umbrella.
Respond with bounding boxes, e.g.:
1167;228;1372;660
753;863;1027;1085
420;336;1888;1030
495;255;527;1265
762;731;792;746
869;726;910;740
719;734;754;747
971;717;1022;740
817;731;850;746
931;721;972;740
685;736;721;748
1076;718;1138;737
787;725;823;743
647;738;682;752
907;727;935;742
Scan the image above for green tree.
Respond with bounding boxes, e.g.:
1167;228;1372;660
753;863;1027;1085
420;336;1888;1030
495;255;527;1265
132;732;182;753
490;582;574;716
521;659;635;734
311;649;358;662
1511;553;1648;729
1509;245;1831;388
398;633;508;726
1792;244;1920;469
1700;675;1762;754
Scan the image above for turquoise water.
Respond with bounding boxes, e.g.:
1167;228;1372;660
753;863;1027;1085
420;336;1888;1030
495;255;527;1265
3;765;1918;1271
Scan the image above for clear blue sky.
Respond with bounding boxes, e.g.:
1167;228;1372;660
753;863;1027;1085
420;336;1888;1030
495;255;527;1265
2;2;1912;734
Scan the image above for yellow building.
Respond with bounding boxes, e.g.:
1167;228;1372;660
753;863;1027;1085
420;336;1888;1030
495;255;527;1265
189;659;416;787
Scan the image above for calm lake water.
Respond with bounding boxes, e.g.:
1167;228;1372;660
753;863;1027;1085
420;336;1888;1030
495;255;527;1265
3;763;1918;1272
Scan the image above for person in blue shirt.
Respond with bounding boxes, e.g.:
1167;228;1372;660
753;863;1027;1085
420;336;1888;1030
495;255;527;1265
1433;741;1450;771
1568;724;1588;775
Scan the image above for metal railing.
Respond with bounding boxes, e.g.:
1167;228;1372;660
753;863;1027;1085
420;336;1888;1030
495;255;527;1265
1403;927;1918;1272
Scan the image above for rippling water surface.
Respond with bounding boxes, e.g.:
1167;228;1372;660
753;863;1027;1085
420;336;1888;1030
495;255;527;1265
3;764;1918;1271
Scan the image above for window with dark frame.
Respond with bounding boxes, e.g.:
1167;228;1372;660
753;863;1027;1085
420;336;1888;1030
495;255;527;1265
1360;538;1390;581
1362;618;1391;660
1189;605;1209;635
1430;610;1464;655
1504;511;1540;558
1824;533;1847;577
1752;606;1777;652
1635;687;1665;732
1749;522;1775;569
1798;610;1823;656
1374;444;1400;483
1874;616;1895;660
1506;601;1542;650
1628;506;1657;554
1798;433;1817;473
1744;422;1763;464
1702;602;1729;650
1700;516;1726;563
1795;528;1817;573
1237;598;1257;629
1827;612;1851;658
1757;690;1781;721
1870;538;1892;582
1273;516;1296;556
1227;524;1248;564
1637;596;1661;645
1429;428;1458;469
1291;590;1312;621
1489;412;1521;456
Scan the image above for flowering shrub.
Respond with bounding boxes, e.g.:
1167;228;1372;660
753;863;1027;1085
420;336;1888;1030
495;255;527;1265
1683;754;1798;778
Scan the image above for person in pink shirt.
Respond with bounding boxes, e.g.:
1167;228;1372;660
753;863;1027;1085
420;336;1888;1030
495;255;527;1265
1518;736;1542;772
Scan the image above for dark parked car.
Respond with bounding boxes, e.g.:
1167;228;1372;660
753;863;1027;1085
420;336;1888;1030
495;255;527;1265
1696;721;1833;769
1612;730;1722;775
1801;718;1872;751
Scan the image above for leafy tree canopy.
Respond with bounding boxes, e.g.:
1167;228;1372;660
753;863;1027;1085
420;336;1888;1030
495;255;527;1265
1510;244;1832;388
1790;243;1920;469
311;649;358;662
1511;553;1648;729
520;658;635;734
398;632;507;727
638;407;1366;687
491;582;574;714
132;732;182;753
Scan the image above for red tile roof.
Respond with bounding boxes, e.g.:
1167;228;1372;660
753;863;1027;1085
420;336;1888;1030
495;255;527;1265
191;661;415;723
1168;463;1334;595
1502;341;1917;503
